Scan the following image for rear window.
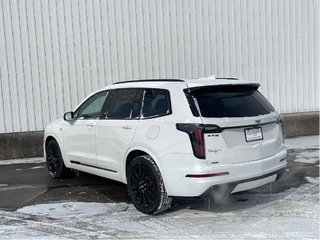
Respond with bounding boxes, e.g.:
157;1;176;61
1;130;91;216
189;85;275;118
107;89;143;119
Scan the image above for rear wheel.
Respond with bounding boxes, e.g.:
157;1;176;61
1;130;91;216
127;155;171;214
46;139;69;178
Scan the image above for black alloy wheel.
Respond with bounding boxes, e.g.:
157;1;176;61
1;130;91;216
127;155;171;214
46;139;68;178
131;163;157;208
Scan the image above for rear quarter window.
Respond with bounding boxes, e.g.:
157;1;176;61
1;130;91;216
142;89;172;118
189;85;275;118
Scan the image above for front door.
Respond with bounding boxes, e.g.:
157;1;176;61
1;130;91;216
63;91;109;166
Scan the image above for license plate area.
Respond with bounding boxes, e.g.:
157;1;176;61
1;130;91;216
244;127;263;142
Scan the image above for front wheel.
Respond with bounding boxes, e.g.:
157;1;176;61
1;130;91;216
46;139;69;178
127;155;172;214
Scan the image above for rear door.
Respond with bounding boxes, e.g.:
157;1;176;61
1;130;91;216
188;84;284;164
95;88;143;172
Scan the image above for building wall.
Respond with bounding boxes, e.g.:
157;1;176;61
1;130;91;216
0;0;319;134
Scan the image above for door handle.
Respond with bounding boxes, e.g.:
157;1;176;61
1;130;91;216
122;125;132;130
87;123;95;128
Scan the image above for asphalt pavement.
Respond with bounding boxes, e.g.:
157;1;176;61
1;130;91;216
0;160;128;211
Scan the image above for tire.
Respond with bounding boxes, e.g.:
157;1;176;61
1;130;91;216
127;155;172;214
46;139;69;178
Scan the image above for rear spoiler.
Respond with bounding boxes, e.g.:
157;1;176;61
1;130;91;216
186;83;260;93
184;76;260;89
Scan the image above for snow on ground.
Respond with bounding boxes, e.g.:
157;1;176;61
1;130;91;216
294;152;319;164
17;202;126;219
0;135;319;239
0;182;319;239
286;135;319;165
306;176;319;184
0;157;44;165
285;135;319;149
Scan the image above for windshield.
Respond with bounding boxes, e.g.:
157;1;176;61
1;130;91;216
189;85;275;118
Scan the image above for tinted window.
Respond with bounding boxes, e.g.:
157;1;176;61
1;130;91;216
107;89;143;119
142;89;171;118
190;85;275;118
74;91;108;119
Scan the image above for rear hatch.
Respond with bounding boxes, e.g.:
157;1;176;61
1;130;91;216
187;84;284;165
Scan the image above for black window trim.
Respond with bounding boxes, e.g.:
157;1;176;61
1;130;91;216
183;89;200;117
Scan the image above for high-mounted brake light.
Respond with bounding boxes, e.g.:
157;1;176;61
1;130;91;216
176;123;205;159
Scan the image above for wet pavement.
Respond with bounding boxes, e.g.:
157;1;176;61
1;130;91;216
0;162;128;211
0;136;319;211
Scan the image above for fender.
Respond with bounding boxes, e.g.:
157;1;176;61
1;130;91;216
44;121;70;168
121;145;167;187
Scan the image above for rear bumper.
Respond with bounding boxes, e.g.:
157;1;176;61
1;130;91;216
160;149;287;197
199;167;286;197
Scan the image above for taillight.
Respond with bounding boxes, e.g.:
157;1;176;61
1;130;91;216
277;115;285;143
176;123;205;159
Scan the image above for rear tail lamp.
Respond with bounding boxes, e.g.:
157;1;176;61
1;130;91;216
277;116;285;143
176;123;205;159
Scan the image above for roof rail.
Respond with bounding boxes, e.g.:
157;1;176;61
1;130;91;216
216;77;239;80
193;76;239;81
114;79;185;84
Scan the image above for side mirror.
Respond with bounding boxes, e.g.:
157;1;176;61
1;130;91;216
63;111;74;121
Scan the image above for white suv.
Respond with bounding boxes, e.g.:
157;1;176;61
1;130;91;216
44;77;287;214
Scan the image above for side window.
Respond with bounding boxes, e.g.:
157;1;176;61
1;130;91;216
142;89;171;118
106;89;143;120
74;91;108;119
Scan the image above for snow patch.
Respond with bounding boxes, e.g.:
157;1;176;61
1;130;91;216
295;158;319;164
17;202;127;219
286;135;319;149
0;185;38;191
30;166;45;169
107;221;150;232
0;157;45;165
0;225;68;240
294;149;319;164
305;177;319;184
